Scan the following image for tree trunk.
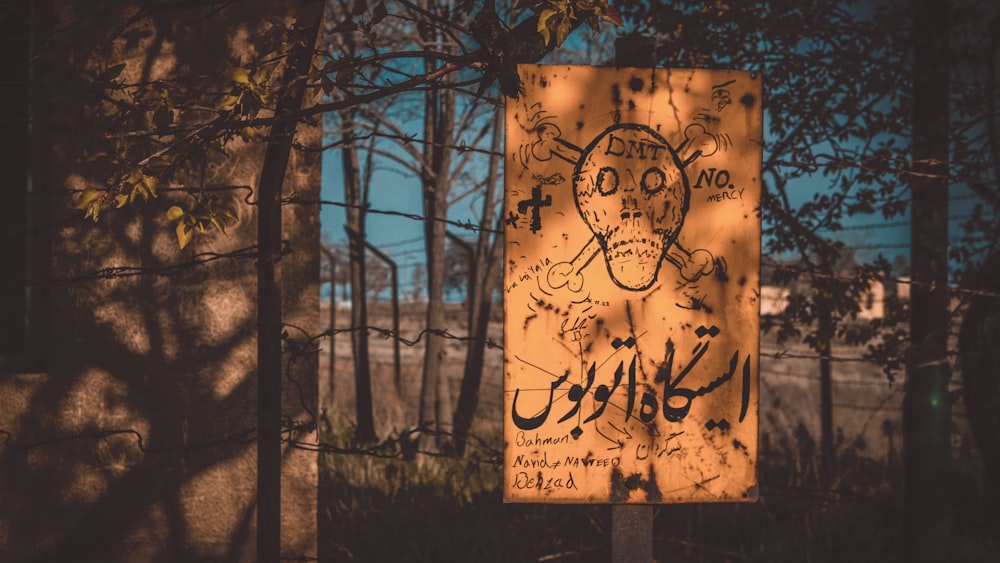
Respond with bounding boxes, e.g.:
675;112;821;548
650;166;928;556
416;1;457;450
452;111;503;455
417;84;455;447
255;0;323;559
904;0;952;560
342;107;376;444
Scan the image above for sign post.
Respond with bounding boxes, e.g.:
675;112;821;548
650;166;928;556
503;64;763;554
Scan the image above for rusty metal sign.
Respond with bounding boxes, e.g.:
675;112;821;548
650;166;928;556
503;65;762;504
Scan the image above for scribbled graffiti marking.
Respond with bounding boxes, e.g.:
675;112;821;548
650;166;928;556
504;66;762;504
526;121;725;291
510;328;751;438
712;79;735;111
516;185;552;233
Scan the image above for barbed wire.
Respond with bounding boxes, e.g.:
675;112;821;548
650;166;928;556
0;244;275;287
303;323;503;351
0;422;504;467
283;196;500;234
765;369;897;386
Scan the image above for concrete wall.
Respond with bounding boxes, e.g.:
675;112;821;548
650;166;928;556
0;2;319;561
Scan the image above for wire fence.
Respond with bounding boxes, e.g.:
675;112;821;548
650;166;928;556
2;172;997;562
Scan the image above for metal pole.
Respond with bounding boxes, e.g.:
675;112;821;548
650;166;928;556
904;0;951;560
611;35;657;563
362;239;402;396
321;246;337;398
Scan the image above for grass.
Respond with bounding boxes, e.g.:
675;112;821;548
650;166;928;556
317;424;998;563
316;306;998;562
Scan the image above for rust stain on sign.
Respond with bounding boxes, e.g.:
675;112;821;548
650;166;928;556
503;65;762;504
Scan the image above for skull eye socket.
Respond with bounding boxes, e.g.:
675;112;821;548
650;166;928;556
596;167;619;195
641;167;667;195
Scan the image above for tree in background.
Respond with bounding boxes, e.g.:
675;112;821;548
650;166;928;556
64;0;621;557
319;0;620;450
623;0;998;556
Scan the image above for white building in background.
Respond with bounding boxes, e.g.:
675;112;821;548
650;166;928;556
760;286;791;316
857;280;886;320
896;276;911;300
759;281;886;320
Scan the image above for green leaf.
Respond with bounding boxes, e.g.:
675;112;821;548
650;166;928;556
153;106;174;129
371;1;387;24
321;75;335;95
336;66;355;85
100;63;126;81
331;19;358;33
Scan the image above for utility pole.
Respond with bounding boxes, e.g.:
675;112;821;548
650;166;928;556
904;0;951;561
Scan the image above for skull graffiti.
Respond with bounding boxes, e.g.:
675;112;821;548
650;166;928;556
572;124;689;290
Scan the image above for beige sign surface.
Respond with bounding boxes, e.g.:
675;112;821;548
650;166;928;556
503;65;762;503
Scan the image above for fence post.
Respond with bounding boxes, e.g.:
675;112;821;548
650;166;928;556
362;238;402;396
321;246;338;397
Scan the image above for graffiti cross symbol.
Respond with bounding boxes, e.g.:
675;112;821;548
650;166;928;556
516;185;552;233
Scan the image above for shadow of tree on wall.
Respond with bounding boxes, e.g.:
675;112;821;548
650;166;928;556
1;3;318;561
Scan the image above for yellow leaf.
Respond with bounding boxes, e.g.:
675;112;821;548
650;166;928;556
537;9;556;45
602;6;623;26
114;194;128;208
209;216;226;234
100;101;119;117
176;222;192;249
165;205;185;221
75;189;103;210
141;175;159;198
231;67;250;85
220;93;241;108
538;24;552;45
256;61;279;82
555;20;571;46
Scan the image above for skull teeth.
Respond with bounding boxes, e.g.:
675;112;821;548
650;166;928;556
609;237;662;251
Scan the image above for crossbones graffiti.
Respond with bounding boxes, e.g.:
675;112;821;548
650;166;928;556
524;120;725;292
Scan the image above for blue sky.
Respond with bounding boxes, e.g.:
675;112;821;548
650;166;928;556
317;4;994;297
